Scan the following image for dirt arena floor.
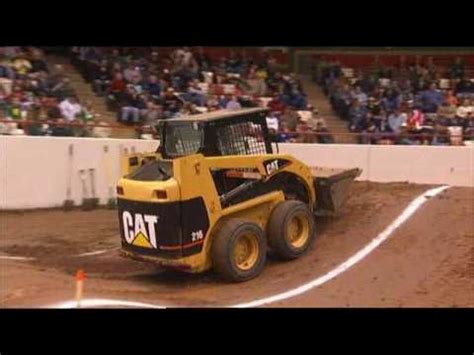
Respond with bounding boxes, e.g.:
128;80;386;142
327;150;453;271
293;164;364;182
0;182;472;308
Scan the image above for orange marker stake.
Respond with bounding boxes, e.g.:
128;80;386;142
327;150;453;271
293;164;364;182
75;270;86;308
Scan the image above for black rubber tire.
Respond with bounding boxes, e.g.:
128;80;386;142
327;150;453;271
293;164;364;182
267;200;316;260
212;219;267;282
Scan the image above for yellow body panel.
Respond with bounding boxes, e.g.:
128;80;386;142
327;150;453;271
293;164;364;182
118;152;317;273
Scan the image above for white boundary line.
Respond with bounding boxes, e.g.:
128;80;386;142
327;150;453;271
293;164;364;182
47;298;166;309
0;247;118;261
46;185;450;309
74;248;119;257
0;255;35;261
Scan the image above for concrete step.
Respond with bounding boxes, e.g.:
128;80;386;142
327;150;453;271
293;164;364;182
47;55;124;136
298;75;358;144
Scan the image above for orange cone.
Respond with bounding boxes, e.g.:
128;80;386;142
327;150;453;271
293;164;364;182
75;270;86;308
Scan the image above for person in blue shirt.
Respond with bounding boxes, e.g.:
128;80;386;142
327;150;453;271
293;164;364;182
143;75;161;99
287;88;307;110
381;88;401;112
420;83;443;113
348;99;368;132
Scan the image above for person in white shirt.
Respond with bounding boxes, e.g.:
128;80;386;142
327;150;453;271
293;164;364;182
59;96;82;122
456;99;474;119
266;112;280;133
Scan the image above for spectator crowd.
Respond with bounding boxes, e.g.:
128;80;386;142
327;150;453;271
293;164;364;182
0;47;111;138
3;48;471;146
313;55;474;145
70;47;333;142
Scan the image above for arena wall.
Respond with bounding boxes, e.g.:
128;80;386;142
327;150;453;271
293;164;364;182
279;143;473;187
1;136;472;210
1;136;157;210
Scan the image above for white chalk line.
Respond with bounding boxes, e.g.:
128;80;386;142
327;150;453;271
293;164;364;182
0;247;118;261
74;247;119;257
0;255;36;261
48;298;166;309
46;185;450;309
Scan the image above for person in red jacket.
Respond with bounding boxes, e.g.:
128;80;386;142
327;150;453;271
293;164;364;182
267;92;286;113
107;72;127;109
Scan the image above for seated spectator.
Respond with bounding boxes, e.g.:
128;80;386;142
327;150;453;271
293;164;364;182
388;108;407;135
120;88;145;123
437;97;457;125
406;106;425;130
455;77;474;95
161;87;183;117
107;72;127;109
314;121;334;144
449;57;465;79
92;65;111;96
42;96;62;119
49;117;74;137
179;102;201;116
281;106;300;132
348;99;367;132
5;97;26;121
359;116;380;144
123;63;141;83
12;53;32;76
267;92;286;113
266;111;279;134
431;123;450;146
143;74;161;99
420;83;443;113
445;90;459;106
183;81;206;107
276;121;296;143
381;88;401;112
351;86;368;107
284;88;307;110
226;95;241;110
77;100;97;123
206;95;220;112
29;49;49;73
456;99;474;119
141;102;165;126
59;96;82;122
295;118;314;143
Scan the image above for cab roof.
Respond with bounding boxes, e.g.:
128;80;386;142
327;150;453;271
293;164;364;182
163;108;268;123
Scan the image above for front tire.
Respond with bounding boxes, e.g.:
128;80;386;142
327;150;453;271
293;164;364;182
212;219;267;282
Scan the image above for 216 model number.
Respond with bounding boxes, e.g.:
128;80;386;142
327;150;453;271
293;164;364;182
191;230;204;242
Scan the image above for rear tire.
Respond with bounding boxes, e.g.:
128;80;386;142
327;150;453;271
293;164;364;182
267;200;316;260
212;219;267;282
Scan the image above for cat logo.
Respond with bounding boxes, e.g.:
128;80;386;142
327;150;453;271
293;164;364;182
265;160;279;175
122;211;159;249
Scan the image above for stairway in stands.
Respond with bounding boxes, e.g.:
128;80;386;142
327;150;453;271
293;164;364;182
46;55;136;139
299;75;358;144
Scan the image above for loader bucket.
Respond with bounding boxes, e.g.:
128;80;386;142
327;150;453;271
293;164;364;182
312;167;362;215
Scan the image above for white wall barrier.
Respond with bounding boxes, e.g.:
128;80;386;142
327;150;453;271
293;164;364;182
278;143;473;187
1;136;157;210
1;137;472;210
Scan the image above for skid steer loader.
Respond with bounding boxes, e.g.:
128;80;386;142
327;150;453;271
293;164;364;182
117;108;361;282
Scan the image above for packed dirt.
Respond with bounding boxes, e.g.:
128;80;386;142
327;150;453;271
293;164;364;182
0;182;472;308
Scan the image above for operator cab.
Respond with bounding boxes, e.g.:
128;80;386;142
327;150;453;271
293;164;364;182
156;108;273;159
